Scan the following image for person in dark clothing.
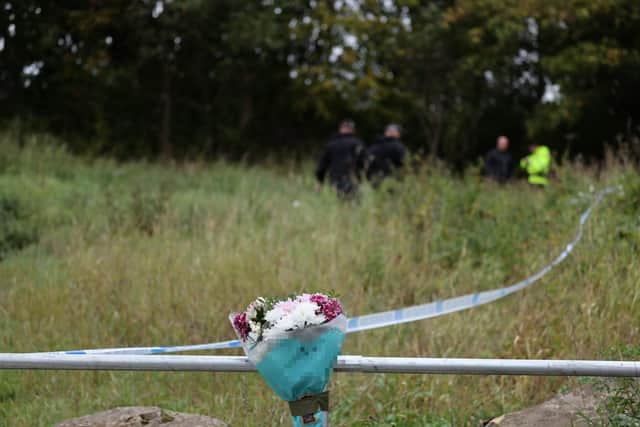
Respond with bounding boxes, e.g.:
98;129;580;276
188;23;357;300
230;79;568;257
315;120;366;198
483;135;514;183
365;124;407;187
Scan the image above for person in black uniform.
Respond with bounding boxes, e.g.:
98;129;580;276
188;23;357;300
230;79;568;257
483;135;514;183
365;123;407;187
315;120;366;198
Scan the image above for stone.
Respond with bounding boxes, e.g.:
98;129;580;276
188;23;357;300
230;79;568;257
485;386;601;427
55;406;228;427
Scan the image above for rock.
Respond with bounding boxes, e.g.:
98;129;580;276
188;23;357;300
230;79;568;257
55;406;228;427
485;386;601;427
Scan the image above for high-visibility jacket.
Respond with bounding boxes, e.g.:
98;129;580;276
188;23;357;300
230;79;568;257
520;146;551;186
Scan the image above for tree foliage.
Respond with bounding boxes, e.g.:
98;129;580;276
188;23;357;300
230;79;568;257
1;0;639;163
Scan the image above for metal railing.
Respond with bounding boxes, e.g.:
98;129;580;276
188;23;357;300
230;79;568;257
1;354;638;377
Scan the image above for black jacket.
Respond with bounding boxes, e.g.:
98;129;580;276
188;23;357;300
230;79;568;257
484;148;514;183
365;136;407;182
315;133;365;188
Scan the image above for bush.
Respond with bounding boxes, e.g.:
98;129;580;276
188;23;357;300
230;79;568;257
0;196;39;261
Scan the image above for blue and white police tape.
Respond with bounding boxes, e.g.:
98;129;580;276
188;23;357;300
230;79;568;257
44;186;619;356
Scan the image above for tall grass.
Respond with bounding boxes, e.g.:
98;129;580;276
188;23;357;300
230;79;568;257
0;134;639;426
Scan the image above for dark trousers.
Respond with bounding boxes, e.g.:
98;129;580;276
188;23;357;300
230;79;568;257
330;176;358;199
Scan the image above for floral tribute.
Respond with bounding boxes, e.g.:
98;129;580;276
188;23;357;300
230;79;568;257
231;292;347;427
232;293;344;343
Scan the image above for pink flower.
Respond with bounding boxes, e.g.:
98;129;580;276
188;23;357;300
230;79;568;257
233;312;250;340
309;294;343;321
274;299;297;313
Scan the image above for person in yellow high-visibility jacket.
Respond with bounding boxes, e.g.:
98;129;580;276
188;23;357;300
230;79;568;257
520;144;551;186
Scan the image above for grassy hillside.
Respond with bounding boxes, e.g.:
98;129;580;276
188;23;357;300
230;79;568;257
1;135;639;426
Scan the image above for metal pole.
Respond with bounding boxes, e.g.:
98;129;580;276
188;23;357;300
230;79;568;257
0;354;638;377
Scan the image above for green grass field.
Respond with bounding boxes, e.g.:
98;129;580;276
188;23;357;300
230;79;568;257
1;135;639;426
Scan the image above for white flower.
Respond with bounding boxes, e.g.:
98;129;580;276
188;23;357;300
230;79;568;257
292;301;325;326
247;318;263;342
265;306;287;324
270;302;325;332
246;297;266;320
249;320;262;333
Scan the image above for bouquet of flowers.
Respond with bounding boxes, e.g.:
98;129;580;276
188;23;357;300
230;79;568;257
231;293;347;427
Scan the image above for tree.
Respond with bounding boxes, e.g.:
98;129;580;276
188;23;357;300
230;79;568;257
1;0;639;164
527;0;640;158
